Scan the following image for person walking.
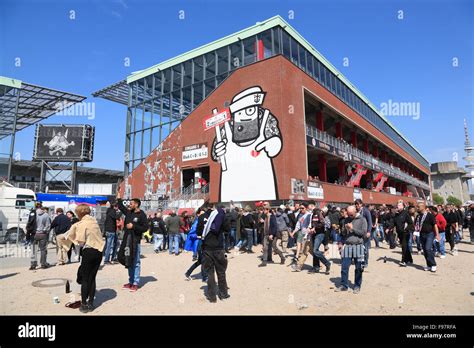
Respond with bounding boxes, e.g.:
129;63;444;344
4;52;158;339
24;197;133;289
275;206;290;254
335;205;367;294
150;212;167;253
29;206;51;270
103;203;121;264
185;207;209;282
415;203;439;272
394;202;413;266
201;204;229;303
51;208;72;266
259;205;284;267
239;206;256;253
165;210;181;255
290;202;311;265
311;208;331;274
60;204;105;313
117;198;148;292
354;199;372;268
430;206;447;259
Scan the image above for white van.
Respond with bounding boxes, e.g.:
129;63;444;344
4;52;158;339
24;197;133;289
0;181;36;243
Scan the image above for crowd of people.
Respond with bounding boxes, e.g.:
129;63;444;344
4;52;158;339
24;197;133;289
24;197;474;308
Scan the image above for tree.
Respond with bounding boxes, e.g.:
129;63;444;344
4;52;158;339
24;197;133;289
432;193;444;205
446;195;462;207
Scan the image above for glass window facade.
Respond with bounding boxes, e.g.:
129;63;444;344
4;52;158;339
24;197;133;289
125;26;428;174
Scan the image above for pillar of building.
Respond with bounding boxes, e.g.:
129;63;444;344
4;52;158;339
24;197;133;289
316;110;324;131
335;121;343;139
318;154;327;182
338;161;345;179
374;146;379;159
257;39;264;61
351;131;357;148
363;139;369;153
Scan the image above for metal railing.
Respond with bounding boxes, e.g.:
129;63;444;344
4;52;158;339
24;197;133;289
306;125;430;191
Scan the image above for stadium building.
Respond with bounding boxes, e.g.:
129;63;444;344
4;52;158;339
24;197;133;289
94;16;430;208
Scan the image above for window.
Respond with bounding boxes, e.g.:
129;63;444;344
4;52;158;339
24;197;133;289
290;37;298;64
153;73;162;96
243;36;256;65
183;60;192;87
307;55;314;77
320;64;327;86
204;78;215;98
193;82;203;107
216;47;228;75
259;30;272;58
299;45;306;71
230;42;242;70
193;56;204;82
282;30;290;59
205;52;216;79
163;69;171;94
172;64;182;91
272;27;281;55
314;59;321;81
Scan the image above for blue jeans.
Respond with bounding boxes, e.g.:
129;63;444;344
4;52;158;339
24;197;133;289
408;232;421;252
230;228;236;247
341;254;363;289
180;232;187;248
377;225;385;241
153;233;164;251
420;232;436;267
313;233;330;268
330;228;339;243
371;228;379;248
253;229;258;246
104;231;118;262
433;231;446;256
128;243;141;285
244;228;254;251
168;234;180;255
363;239;370;266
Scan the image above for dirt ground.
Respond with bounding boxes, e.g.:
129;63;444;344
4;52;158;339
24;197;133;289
1;237;473;315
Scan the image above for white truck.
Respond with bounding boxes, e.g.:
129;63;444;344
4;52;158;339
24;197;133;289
0;181;36;243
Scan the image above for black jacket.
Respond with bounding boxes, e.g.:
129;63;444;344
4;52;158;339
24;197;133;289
51;213;71;235
394;209;411;236
104;207;121;232
203;208;227;251
150;217;166;234
117;199;148;240
240;213;255;229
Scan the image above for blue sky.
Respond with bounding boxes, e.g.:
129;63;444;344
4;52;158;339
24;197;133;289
1;0;473;171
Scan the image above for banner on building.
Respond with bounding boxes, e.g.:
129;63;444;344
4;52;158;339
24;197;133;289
182;143;208;162
353;188;363;201
291;178;306;195
307;181;324;200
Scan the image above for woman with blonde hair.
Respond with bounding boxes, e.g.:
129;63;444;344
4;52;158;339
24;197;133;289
61;204;105;313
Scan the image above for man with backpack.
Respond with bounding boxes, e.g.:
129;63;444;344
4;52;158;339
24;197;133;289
201;203;229;303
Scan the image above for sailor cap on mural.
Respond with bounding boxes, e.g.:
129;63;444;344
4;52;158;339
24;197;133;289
229;86;266;113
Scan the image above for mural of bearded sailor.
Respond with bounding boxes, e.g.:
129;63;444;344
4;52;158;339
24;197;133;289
43;129;75;156
211;86;282;202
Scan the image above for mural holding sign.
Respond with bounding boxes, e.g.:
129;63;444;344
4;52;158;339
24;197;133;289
353;188;363;201
210;86;282;202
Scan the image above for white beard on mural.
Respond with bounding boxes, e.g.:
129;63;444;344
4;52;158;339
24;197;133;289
211;86;283;202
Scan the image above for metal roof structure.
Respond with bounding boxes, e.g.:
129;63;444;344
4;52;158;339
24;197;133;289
93;15;428;167
0;76;86;140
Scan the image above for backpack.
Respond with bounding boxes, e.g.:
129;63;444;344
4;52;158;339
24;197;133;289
275;214;289;232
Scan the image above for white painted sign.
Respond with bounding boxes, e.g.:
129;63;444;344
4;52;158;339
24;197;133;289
307;181;324;199
182;143;208;162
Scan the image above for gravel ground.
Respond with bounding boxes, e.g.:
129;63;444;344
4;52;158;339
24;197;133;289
0;237;473;315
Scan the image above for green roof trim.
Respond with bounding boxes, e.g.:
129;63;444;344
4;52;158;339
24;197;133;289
125;15;427;166
0;76;22;89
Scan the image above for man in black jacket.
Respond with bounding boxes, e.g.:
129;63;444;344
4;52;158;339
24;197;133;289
394;202;413;266
103;203;121;264
51;208;72;265
117;198;148;292
202;204;229;303
150;212;167;253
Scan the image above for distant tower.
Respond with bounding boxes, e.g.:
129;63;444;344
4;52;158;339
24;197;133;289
463;118;474;194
